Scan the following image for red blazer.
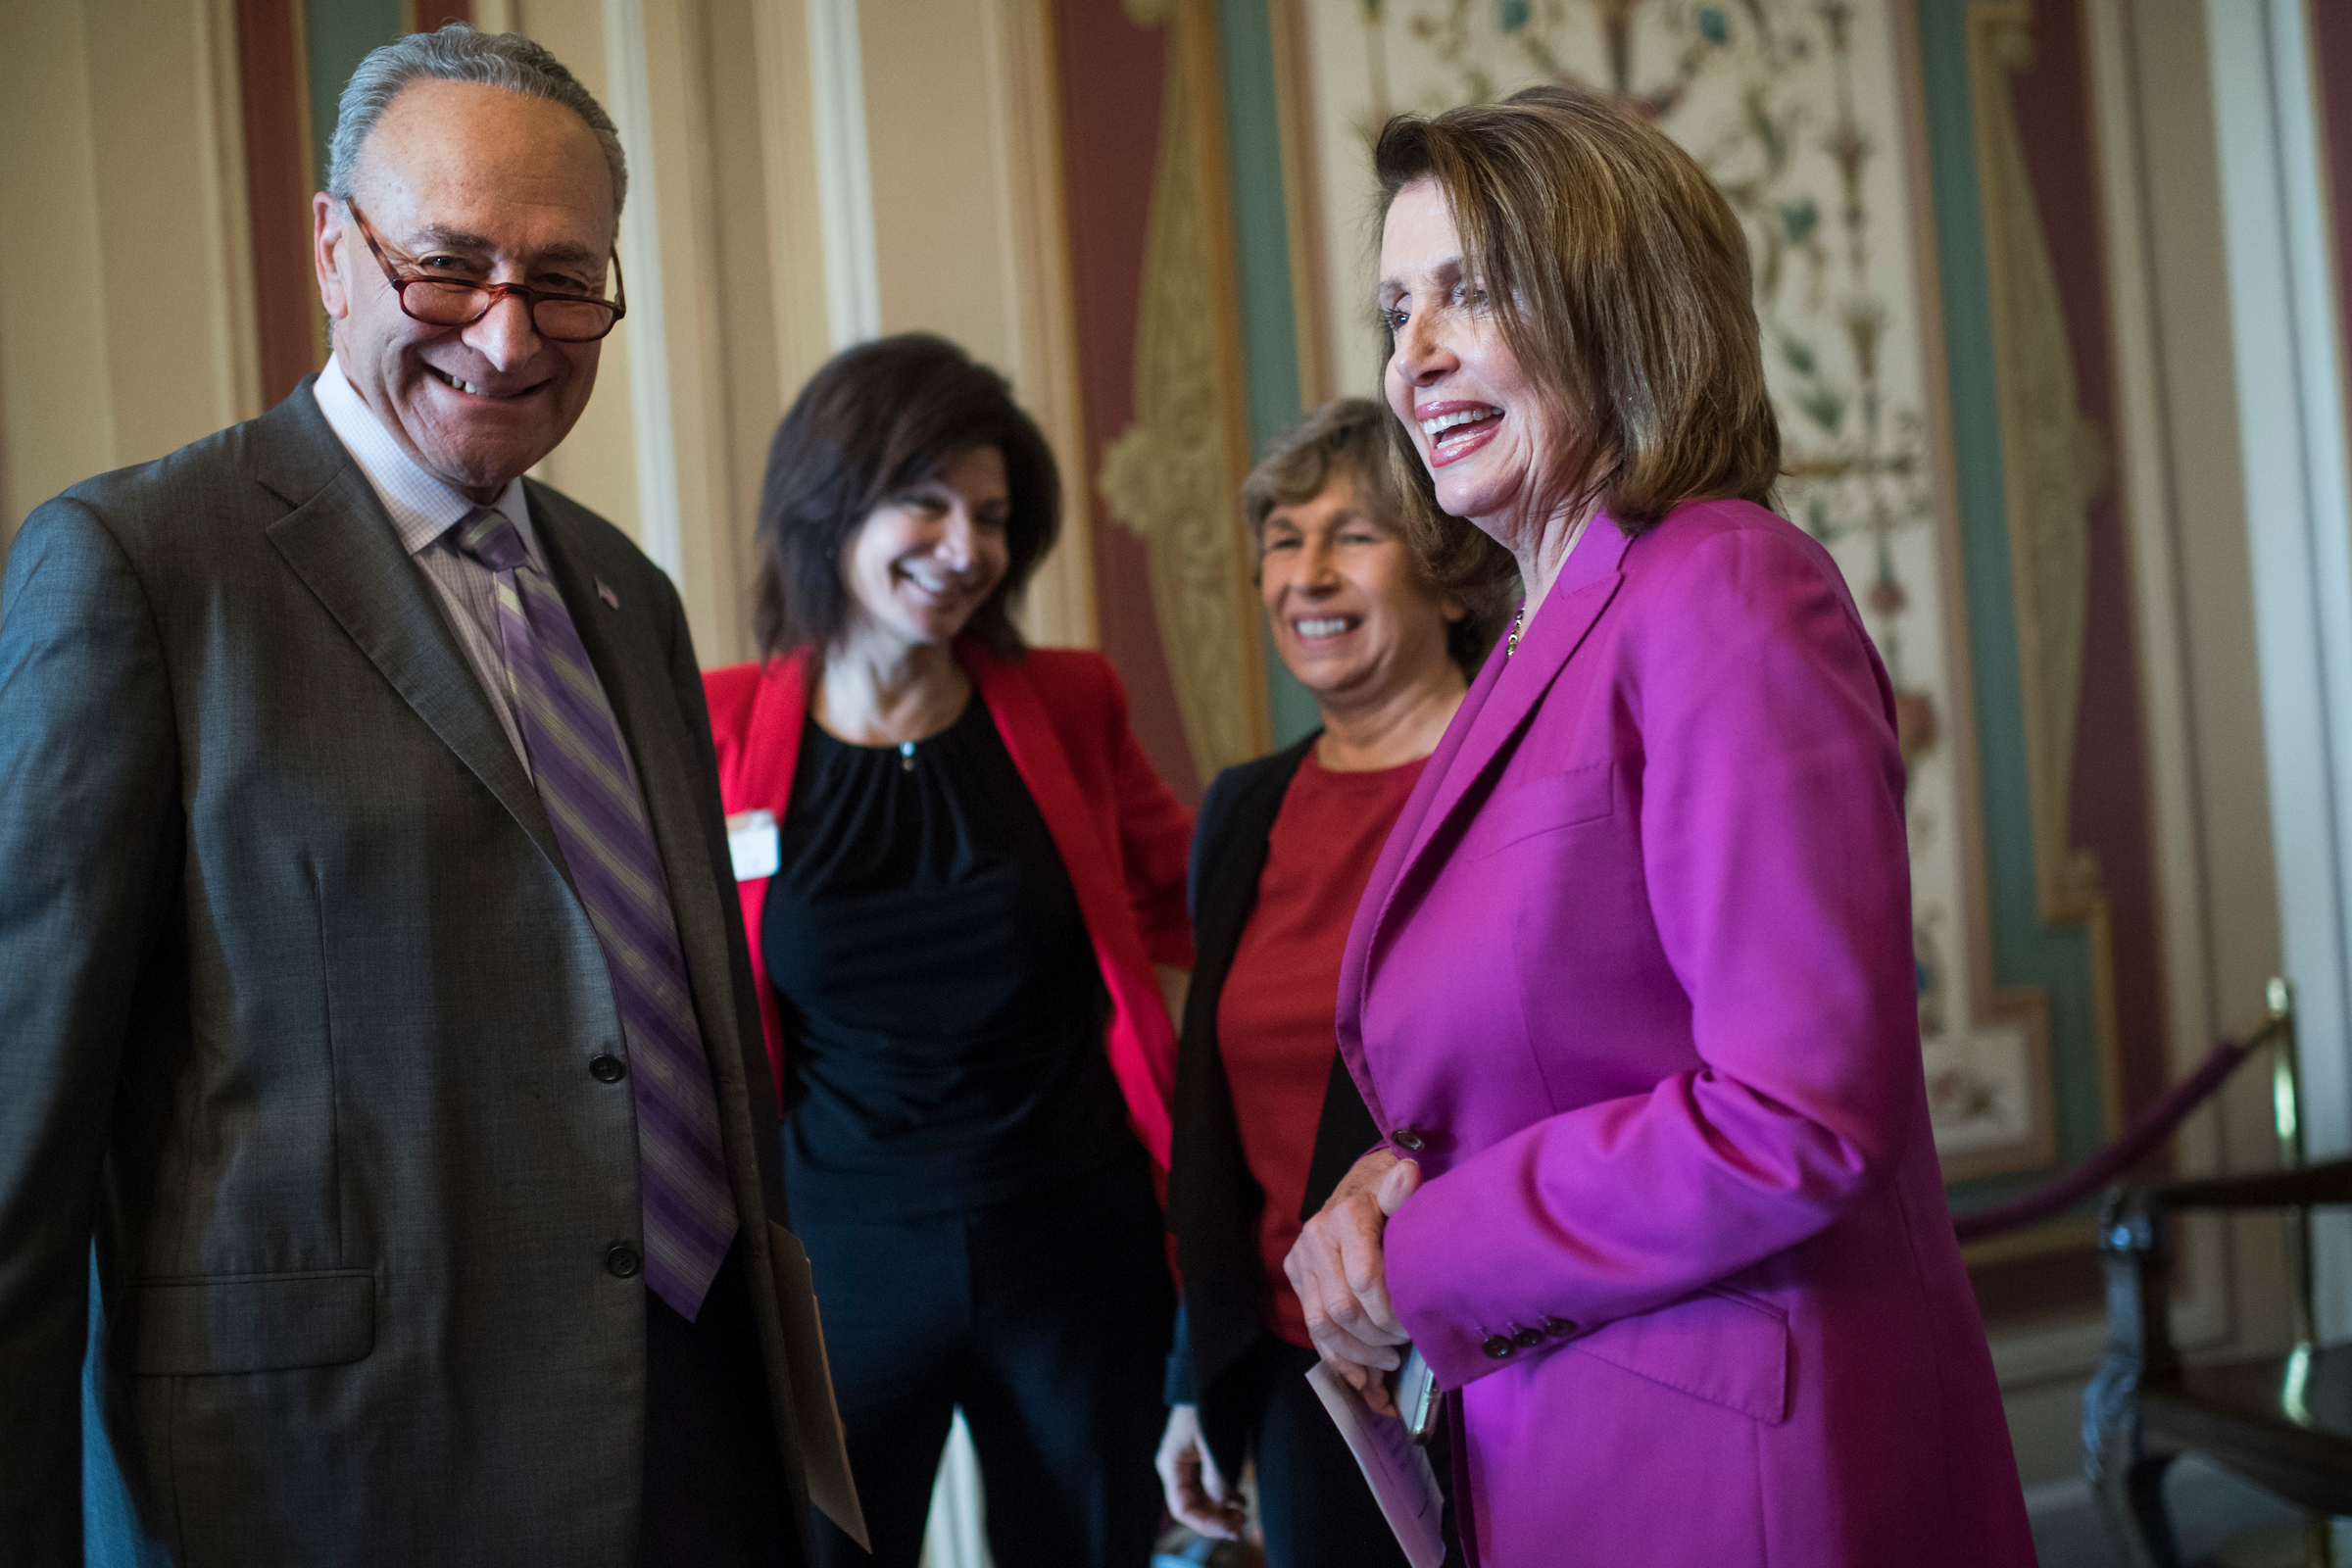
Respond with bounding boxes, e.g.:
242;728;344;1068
703;641;1195;1168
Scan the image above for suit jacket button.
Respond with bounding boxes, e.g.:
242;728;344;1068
1511;1324;1544;1348
1482;1334;1515;1359
590;1054;627;1083
605;1242;642;1279
1543;1316;1576;1338
1391;1127;1426;1152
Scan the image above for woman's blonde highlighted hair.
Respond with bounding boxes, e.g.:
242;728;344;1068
1374;85;1781;589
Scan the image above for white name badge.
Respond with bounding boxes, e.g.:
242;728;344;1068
725;808;780;881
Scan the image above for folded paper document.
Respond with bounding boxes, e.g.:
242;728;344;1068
1305;1361;1445;1568
766;1222;869;1551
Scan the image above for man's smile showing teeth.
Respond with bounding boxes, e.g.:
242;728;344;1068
425;365;528;398
1294;615;1358;638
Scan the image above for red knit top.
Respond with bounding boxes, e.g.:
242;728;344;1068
1215;749;1429;1347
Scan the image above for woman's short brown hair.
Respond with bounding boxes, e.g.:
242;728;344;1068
752;333;1058;660
1373;85;1781;590
1243;398;1513;675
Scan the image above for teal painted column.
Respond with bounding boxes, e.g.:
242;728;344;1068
1915;0;2107;1212
1219;0;1323;751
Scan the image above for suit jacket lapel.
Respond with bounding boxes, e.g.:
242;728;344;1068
1348;521;1631;1024
260;387;564;873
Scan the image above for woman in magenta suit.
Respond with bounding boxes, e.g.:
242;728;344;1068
704;334;1192;1567
1284;89;2035;1566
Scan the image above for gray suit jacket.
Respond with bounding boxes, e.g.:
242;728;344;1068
0;383;810;1565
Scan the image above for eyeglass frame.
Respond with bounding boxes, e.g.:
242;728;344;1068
340;197;627;343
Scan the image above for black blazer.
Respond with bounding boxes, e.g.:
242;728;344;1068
1163;736;1384;1430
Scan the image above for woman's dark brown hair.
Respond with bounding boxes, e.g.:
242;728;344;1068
1373;85;1782;592
1241;398;1514;675
752;332;1059;660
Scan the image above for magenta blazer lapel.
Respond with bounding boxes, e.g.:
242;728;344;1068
1398;522;1631;880
1338;521;1632;1122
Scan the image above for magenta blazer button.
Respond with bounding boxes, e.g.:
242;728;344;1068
1480;1335;1516;1359
1510;1325;1544;1348
1541;1317;1575;1338
1391;1126;1426;1152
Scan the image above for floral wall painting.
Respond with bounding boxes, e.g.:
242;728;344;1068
1291;0;2092;1179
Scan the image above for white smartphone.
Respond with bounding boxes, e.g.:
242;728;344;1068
1396;1347;1441;1444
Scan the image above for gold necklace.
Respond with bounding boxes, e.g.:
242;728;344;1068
1505;607;1526;659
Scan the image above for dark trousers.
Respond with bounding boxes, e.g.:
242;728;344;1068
796;1156;1175;1568
1200;1333;1416;1568
639;1236;798;1567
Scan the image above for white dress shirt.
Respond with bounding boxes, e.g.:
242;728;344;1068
312;357;542;765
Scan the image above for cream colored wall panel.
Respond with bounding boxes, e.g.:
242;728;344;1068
83;0;261;463
706;0;797;657
2201;0;2352;1341
2082;0;2296;1371
860;0;1016;371
623;0;754;662
1;0;259;553
2135;0;2286;1073
858;0;1096;649
806;0;879;345
750;0;835;406
513;0;645;545
1;0;118;539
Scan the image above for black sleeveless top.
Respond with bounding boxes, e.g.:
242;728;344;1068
760;697;1138;1218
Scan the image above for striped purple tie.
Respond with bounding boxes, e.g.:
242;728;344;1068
456;508;738;1319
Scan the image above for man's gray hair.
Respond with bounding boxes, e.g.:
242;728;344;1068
326;24;627;215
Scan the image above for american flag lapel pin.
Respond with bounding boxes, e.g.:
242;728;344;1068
596;577;620;611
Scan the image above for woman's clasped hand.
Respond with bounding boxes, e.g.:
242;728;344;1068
1283;1149;1420;1417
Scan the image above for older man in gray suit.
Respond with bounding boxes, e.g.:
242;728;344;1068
0;27;813;1567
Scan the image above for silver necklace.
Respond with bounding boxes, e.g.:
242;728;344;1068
1505;607;1526;659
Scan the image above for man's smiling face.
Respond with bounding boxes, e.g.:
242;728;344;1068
314;77;616;502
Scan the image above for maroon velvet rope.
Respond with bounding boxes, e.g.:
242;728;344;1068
1949;1036;2253;1244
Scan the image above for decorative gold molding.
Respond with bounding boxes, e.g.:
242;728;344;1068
1098;0;1270;780
1969;1;2107;926
1897;0;2060;1186
1965;0;2130;1159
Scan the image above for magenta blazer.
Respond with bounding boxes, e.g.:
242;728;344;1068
1338;500;2034;1566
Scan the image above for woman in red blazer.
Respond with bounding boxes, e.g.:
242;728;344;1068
704;334;1193;1568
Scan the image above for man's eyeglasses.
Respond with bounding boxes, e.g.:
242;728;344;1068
342;198;626;344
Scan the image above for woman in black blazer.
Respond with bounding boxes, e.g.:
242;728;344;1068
1155;401;1507;1566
